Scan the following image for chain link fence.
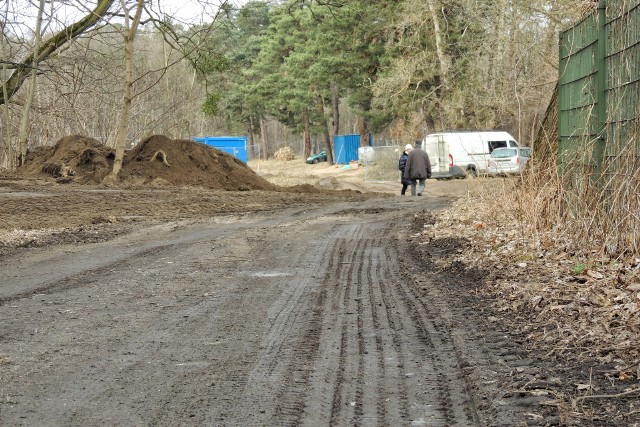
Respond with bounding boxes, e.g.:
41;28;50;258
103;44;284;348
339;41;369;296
246;144;262;162
360;145;403;183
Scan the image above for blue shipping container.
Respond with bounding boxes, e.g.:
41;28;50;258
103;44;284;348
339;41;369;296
333;134;372;164
193;136;248;163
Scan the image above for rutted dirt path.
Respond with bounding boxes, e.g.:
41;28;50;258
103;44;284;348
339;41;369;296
0;195;528;426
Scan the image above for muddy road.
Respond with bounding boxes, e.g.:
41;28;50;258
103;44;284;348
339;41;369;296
0;194;537;426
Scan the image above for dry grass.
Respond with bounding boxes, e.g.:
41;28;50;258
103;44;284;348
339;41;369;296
424;163;640;361
247;157;404;194
247;157;327;187
248;156;479;197
421;170;640;420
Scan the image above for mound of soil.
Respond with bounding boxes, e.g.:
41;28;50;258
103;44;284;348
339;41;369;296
286;183;340;194
17;135;114;184
119;135;279;191
16;134;281;191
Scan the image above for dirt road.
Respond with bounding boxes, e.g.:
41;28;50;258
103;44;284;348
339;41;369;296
0;191;511;426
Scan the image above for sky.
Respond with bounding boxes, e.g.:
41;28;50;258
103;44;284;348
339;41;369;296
156;0;246;24
5;0;249;36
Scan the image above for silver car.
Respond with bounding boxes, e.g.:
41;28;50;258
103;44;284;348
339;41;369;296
487;147;531;175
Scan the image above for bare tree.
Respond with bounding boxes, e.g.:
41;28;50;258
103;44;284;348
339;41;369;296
17;0;45;165
259;117;269;160
105;0;144;182
105;0;233;181
0;0;116;106
1;2;14;168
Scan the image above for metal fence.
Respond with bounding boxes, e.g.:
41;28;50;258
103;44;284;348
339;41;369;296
557;0;640;253
361;145;403;183
558;0;640;173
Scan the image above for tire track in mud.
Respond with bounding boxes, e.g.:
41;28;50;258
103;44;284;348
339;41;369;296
261;220;477;426
223;225;339;425
0;199;483;426
382;242;479;425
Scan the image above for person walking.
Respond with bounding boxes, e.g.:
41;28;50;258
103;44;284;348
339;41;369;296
398;144;413;195
403;139;431;196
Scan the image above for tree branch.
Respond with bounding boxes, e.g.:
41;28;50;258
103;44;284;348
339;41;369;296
0;0;117;106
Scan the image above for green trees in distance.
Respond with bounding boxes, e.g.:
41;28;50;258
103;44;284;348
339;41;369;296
0;0;586;168
195;0;399;157
194;0;584;152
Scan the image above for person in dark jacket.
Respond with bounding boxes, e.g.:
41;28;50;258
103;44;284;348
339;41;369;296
403;140;431;196
398;144;413;195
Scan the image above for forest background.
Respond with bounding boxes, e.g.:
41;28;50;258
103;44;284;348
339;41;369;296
0;0;587;169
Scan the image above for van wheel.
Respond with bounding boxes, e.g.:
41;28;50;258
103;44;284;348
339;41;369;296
465;166;478;178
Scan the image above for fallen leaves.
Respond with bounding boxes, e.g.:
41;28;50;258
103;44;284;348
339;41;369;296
422;180;640;368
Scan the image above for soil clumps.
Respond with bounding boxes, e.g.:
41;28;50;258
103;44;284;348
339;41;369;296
120;135;279;191
14;134;282;191
18;135;114;184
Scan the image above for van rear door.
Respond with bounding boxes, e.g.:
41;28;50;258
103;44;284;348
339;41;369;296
423;135;449;176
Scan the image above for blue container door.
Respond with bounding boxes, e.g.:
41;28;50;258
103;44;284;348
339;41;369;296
333;134;371;164
217;146;248;162
193;136;248;162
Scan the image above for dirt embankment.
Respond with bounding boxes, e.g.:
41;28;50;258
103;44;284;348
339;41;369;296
14;134;347;194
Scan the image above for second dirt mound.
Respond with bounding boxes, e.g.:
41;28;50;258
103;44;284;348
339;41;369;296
120;135;279;191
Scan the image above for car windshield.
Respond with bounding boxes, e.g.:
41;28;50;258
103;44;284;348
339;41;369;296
491;148;517;158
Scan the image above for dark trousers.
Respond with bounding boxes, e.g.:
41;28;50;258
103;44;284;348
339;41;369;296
401;183;409;195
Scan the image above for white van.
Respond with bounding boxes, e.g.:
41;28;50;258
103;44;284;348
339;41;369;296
423;131;519;178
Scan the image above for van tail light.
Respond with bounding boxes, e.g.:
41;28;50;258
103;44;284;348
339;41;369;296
516;156;521;165
448;154;453;167
487;159;490;168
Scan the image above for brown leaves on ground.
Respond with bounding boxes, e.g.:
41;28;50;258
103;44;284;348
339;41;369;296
421;178;640;368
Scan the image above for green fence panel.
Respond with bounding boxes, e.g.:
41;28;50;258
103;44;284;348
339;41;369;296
558;12;601;171
558;0;640;175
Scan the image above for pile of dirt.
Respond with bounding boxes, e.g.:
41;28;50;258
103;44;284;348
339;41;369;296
119;135;279;191
17;135;114;184
15;134;281;191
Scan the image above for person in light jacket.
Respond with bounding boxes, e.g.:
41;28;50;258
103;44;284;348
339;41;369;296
398;144;413;195
403;140;431;196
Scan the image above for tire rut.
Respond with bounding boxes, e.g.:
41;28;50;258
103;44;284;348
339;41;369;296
261;220;478;426
0;198;487;426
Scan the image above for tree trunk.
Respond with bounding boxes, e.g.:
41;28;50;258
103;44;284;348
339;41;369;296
1;84;10;168
259;117;269;160
17;0;45;166
330;82;339;164
532;83;558;163
318;97;334;165
1;30;13;168
331;81;340;136
247;117;256;158
106;0;144;182
302;108;311;158
357;115;370;147
426;0;449;91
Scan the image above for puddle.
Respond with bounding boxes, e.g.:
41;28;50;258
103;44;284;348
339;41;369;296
245;271;291;278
